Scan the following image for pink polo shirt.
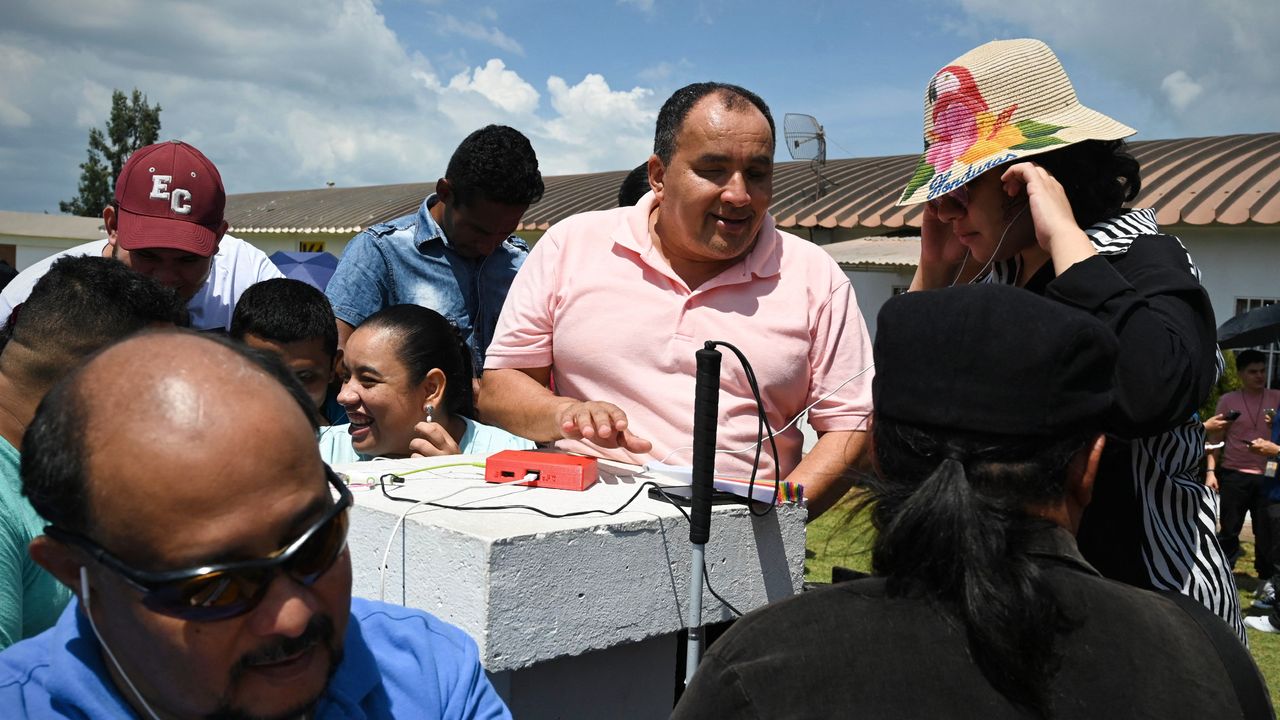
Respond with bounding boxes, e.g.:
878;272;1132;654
1216;388;1280;473
484;194;874;480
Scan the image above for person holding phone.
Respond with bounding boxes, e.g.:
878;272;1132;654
1209;349;1280;608
1205;409;1242;437
903;39;1237;638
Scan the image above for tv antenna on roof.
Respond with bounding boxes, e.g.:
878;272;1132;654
784;113;837;200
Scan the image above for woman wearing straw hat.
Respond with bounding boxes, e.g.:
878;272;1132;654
674;285;1272;720
900;39;1241;641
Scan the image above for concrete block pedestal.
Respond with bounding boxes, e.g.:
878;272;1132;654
335;455;806;720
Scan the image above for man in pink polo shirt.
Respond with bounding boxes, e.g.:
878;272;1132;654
1207;349;1280;598
479;82;873;519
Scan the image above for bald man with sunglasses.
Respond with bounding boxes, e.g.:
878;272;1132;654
0;331;509;720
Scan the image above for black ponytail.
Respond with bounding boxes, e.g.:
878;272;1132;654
863;417;1089;718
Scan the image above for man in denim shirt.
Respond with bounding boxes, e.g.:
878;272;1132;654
326;125;544;371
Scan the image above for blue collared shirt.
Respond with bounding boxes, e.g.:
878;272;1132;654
326;195;529;371
0;597;512;719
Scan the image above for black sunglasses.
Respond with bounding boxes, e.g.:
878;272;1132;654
47;466;352;622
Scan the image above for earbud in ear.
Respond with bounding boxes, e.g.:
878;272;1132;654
79;566;90;607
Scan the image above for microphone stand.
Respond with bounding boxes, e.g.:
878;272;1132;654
685;342;721;685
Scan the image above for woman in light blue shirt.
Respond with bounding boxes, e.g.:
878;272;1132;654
320;304;533;464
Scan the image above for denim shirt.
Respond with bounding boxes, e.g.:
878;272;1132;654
326;194;529;371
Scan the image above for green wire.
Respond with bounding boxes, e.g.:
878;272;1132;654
396;460;487;477
342;459;486;486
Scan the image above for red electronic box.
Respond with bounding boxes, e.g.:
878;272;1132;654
484;450;599;491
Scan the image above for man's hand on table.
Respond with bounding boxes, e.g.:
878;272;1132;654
557;400;652;454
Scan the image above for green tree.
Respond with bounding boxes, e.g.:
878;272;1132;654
1201;349;1243;421
60;88;162;217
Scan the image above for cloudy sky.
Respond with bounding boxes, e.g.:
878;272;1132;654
2;0;1275;213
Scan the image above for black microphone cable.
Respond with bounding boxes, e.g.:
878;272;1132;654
704;340;780;517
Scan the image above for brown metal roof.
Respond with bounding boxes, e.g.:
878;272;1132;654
227;182;432;234
224;132;1280;234
517;170;631;231
822;237;921;268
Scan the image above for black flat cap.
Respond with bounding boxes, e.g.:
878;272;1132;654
873;284;1117;437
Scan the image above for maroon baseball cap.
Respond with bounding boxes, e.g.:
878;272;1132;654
113;141;226;257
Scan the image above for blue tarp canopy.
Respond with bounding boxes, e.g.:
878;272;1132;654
268;251;339;290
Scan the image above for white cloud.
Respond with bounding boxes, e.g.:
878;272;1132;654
540;74;655;173
547;74;653;126
953;0;1280;138
432;14;524;56
0;0;659;212
637;59;693;84
618;0;656;12
0;101;31;129
0;46;40;128
1161;70;1203;112
447;59;541;115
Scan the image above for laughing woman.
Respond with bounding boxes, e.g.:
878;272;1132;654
319;304;533;463
901;39;1238;639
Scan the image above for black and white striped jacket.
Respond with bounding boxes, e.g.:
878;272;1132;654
989;208;1243;642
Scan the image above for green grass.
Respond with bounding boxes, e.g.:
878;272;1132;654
805;500;1280;708
804;498;874;583
1232;542;1280;709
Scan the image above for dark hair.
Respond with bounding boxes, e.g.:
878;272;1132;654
1236;349;1267;370
653;82;776;165
237;340;325;431
1033;139;1141;228
862;416;1091;717
445;125;544;208
617;163;651;207
359;305;475;418
1;256;187;388
22;330;319;535
230;278;338;361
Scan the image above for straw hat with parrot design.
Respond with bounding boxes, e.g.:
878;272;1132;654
898;38;1135;206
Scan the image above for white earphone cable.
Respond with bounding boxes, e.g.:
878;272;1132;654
80;567;162;720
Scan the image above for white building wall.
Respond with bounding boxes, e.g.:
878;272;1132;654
844;267;916;340
1176;225;1279;325
16;244;69;270
0;233;352;271
0;232;357;273
0;235;99;271
235;233;352;258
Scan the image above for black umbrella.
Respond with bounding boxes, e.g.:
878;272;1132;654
1218;303;1280;349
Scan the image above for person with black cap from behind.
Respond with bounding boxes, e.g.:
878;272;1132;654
673;284;1271;720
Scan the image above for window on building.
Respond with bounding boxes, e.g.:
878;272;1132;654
1235;297;1280;388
